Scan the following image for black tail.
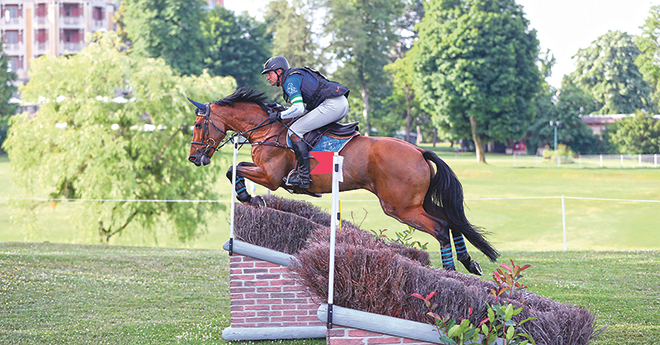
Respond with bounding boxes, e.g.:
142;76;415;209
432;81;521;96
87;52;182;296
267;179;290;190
422;151;499;262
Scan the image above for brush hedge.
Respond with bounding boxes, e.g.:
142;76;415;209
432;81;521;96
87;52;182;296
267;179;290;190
233;195;595;345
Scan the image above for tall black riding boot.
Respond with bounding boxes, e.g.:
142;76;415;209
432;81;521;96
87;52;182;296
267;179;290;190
288;140;311;189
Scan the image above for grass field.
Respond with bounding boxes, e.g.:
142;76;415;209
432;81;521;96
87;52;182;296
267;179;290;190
1;242;658;344
2;145;659;252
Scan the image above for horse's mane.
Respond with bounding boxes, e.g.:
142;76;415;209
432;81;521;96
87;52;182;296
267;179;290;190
212;87;269;112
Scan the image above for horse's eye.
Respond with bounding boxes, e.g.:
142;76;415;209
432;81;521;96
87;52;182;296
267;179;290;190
195;123;202;129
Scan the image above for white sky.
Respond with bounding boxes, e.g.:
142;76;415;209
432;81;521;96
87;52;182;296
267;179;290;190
224;0;660;88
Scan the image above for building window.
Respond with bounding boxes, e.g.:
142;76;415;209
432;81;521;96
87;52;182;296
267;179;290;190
93;6;104;20
62;3;81;17
62;29;82;43
3;5;21;19
36;3;48;17
36;29;48;43
4;30;20;44
8;56;22;71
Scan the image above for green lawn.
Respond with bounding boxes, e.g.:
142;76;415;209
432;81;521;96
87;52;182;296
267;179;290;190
6;145;659;252
1;243;658;344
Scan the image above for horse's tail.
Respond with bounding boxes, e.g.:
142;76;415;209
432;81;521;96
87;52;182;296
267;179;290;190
422;151;499;262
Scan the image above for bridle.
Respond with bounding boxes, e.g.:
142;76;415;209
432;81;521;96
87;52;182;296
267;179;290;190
190;103;227;157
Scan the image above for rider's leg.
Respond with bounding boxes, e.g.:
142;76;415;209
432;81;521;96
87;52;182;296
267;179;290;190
288;136;311;189
286;96;348;189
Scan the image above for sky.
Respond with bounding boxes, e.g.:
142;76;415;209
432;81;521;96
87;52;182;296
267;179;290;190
224;0;660;88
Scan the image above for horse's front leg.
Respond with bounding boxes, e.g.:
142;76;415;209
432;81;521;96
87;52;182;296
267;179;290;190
226;162;283;205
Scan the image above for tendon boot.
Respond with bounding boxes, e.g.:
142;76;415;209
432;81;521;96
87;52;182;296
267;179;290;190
287;140;311;189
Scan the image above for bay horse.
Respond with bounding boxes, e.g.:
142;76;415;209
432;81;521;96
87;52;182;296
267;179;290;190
187;87;498;274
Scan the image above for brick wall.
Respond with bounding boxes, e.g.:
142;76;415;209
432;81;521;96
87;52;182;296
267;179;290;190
229;254;325;328
327;326;436;345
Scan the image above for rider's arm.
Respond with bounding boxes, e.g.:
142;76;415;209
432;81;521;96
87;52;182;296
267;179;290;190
280;74;305;119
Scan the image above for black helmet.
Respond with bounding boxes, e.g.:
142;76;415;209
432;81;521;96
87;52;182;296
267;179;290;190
261;56;289;74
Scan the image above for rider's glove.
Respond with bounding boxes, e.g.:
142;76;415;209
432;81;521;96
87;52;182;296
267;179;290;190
268;110;281;124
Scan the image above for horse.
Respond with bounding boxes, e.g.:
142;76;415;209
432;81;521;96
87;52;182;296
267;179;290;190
187;87;498;274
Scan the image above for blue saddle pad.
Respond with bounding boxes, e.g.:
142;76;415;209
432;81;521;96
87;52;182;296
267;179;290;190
286;135;354;153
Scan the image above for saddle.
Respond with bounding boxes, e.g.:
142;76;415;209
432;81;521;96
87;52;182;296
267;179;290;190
265;102;360;151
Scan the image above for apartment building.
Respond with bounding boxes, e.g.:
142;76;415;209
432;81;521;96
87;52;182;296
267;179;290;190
1;0;117;85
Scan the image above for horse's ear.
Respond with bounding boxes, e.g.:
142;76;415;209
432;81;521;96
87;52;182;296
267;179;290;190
187;97;207;110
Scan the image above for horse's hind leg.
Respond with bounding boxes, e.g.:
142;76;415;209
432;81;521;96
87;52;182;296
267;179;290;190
453;232;483;275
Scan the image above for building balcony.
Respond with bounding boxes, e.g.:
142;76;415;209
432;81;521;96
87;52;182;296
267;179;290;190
61;16;83;26
60;41;84;53
3;17;24;27
91;19;107;31
34;42;49;54
34;16;49;26
3;42;22;53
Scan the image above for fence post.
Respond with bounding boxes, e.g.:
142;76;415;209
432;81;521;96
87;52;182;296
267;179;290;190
600;155;603;168
639;154;642;167
655;154;657;168
620;154;623;168
513;153;516;167
579;155;582;169
229;136;239;255
562;195;567;251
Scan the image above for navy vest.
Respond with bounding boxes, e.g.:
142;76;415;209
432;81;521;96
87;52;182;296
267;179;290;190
280;67;350;110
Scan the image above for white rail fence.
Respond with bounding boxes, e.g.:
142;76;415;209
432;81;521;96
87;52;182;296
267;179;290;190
2;194;658;251
512;153;659;168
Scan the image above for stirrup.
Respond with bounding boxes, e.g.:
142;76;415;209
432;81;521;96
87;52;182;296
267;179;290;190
283;169;311;188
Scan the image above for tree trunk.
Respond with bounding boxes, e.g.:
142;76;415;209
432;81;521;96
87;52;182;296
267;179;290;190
470;116;487;163
361;82;370;136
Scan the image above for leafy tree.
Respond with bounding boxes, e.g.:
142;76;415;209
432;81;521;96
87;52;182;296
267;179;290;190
2;32;236;243
607;110;660;154
635;5;660;106
414;0;541;163
527;78;605;155
0;45;18;149
202;6;272;92
116;0;206;76
570;30;655;115
384;46;421;142
264;0;322;68
323;0;404;136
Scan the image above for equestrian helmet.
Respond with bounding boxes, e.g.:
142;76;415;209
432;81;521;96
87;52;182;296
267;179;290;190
261;56;290;74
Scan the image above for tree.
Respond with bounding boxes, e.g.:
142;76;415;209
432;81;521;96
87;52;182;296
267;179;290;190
607;111;660;154
2;32;236;243
527;78;606;155
0;45;18;149
116;0;206;76
635;5;660;106
265;0;322;69
202;6;272;91
323;0;404;136
414;0;541;163
384;46;420;142
570;30;655;115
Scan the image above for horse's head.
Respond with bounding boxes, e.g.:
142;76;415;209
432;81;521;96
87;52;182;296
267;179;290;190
187;98;226;167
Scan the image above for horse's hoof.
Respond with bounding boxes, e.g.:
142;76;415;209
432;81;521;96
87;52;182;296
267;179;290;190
248;195;266;207
443;265;456;271
465;260;483;276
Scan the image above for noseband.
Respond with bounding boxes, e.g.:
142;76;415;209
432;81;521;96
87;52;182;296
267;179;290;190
190;104;227;156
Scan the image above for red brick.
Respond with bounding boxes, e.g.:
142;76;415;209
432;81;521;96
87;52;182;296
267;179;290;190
230;256;244;263
230;318;245;324
257;310;283;317
244;280;269;287
232;262;255;268
258;286;283;293
232;274;255;280
283;298;311;304
244;304;271;311
269;316;297;323
244;268;270;274
366;337;404;345
327;328;348;337
269;279;296;286
230;287;255;294
328;338;365;345
231;299;255;306
244;317;271;323
230;281;243;287
348;330;380;337
255;261;281;268
256;274;283;280
230;294;244;300
244;293;269;299
283;310;308;316
270;292;296;299
270;304;297;310
295;303;320;310
232;311;256;318
269;267;289;273
230;305;244;312
296;316;320;322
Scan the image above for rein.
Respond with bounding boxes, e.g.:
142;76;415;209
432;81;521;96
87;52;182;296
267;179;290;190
190;103;284;154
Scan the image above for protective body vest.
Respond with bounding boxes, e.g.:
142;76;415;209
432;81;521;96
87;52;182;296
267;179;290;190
280;67;350;110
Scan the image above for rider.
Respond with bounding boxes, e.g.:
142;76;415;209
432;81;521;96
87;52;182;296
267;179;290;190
262;56;350;189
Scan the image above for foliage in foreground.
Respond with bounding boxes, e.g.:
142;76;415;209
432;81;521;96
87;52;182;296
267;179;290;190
2;32;235;243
